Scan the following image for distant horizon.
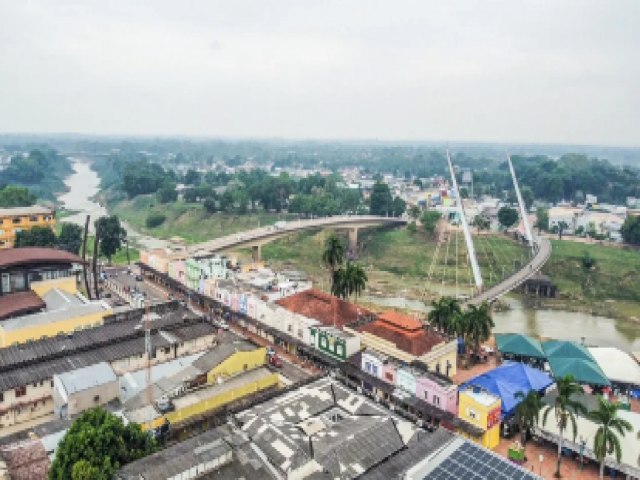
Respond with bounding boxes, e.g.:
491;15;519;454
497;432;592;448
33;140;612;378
1;131;639;151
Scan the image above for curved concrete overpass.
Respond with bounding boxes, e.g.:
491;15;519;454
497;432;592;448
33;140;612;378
466;236;552;306
186;215;407;259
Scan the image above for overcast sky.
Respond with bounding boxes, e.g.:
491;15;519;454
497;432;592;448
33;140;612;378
0;1;638;146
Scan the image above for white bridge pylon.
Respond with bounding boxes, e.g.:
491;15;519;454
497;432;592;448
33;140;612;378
446;150;483;292
507;154;535;252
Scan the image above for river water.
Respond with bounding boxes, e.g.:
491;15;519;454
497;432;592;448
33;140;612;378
363;294;640;352
58;159;169;249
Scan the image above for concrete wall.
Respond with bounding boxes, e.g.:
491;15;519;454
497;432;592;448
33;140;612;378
56;379;119;418
0;306;111;348
415;377;458;415
0;380;53;428
418;339;458;378
457;390;501;450
207;348;267;383
164;372;279;426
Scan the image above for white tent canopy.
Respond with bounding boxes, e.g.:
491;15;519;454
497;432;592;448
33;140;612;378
588;347;640;386
534;407;640;478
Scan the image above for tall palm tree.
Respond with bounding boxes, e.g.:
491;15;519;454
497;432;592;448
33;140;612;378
349;262;368;302
588;396;632;480
322;233;344;290
464;302;494;362
542;375;587;478
515;390;543;446
428;296;461;335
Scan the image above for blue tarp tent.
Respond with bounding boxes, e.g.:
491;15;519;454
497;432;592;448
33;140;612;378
460;362;554;419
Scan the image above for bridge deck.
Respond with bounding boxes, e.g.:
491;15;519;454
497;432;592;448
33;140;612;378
466;237;552;306
186;215;406;258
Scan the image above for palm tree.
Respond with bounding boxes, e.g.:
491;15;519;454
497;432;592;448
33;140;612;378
464;302;494;362
428;296;462;335
588;396;632;479
515;391;543;446
331;268;348;299
323;233;344;290
542;375;587;478
349;263;368;302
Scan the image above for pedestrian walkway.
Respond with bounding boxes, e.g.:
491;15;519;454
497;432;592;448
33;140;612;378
496;436;600;479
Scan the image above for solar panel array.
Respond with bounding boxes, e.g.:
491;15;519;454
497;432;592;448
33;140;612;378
425;442;540;480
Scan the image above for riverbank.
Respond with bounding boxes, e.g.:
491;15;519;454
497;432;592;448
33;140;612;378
109;194;295;244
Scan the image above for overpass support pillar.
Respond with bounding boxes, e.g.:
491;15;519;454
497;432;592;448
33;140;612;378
348;228;358;254
252;245;262;263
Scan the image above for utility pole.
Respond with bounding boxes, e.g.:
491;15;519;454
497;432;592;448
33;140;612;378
81;215;92;299
92;227;100;300
145;304;152;405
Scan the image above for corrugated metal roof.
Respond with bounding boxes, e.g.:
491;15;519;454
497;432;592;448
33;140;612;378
56;362;117;395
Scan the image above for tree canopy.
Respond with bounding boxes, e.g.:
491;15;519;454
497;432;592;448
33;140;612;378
95;216;126;263
49;407;156;480
621;215;640;245
58;223;84;254
498;207;518;229
0;185;36;207
421;211;441;236
15;226;57;248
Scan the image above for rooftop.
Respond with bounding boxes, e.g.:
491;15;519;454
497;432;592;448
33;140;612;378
356;316;444;357
0;306;215;392
55;362;117;396
236;377;429;479
0;291;45;320
276;289;372;328
0;439;50;480
0;247;83;270
0;205;52;217
460;387;501;407
117;424;276;480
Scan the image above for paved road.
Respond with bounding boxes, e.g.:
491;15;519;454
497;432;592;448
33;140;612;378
187;215;406;257
467;237;552;306
103;266;169;304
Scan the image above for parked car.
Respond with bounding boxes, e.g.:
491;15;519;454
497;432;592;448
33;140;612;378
268;354;283;368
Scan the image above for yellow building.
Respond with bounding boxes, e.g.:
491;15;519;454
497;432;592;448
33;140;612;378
0;206;55;249
0;277;112;347
457;387;502;450
165;367;279;426
204;346;268;383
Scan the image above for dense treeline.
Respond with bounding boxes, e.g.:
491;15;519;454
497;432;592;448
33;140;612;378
94;154;406;217
472;154;640;204
1;149;72;201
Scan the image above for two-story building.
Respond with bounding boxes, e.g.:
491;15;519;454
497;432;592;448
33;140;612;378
0;206;55;249
457;386;501;449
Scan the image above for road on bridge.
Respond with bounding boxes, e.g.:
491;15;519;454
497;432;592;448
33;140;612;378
186;215;406;258
467;237;552;306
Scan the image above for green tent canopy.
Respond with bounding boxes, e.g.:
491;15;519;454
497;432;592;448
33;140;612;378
495;333;545;358
542;340;610;386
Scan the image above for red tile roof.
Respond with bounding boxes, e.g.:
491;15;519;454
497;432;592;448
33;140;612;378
0;247;83;270
356;312;444;357
0;291;46;320
378;310;423;331
0;440;50;480
276;289;372;328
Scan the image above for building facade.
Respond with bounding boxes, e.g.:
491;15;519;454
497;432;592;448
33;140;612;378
457;387;501;449
0;206;55;249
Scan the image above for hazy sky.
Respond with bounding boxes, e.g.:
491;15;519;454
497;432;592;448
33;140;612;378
0;1;638;145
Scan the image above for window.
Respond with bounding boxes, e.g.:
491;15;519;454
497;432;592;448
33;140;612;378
243;364;248;370
93;395;100;403
0;392;3;402
424;390;429;400
335;344;344;357
50;380;54;387
467;408;477;420
433;395;440;406
287;324;293;333
33;382;38;388
15;386;26;397
29;216;38;222
12;218;20;224
297;328;303;338
385;372;394;382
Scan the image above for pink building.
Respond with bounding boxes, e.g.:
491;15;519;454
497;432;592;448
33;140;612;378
415;374;458;415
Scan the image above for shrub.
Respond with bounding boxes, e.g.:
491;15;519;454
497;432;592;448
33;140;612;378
145;213;166;228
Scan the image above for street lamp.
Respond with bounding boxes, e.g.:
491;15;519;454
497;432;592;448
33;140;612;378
579;436;586;470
